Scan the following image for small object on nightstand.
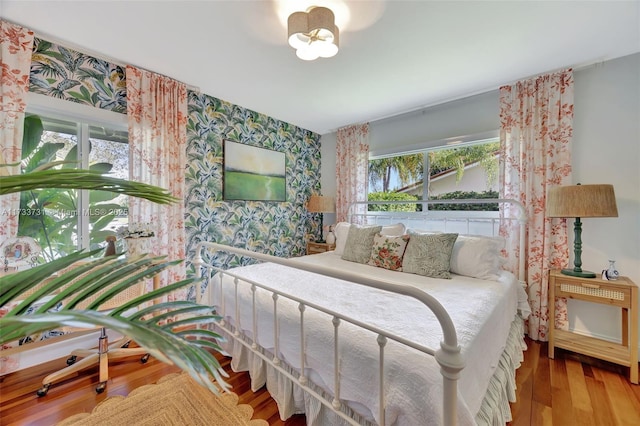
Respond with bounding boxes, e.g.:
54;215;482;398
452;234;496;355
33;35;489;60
602;259;619;280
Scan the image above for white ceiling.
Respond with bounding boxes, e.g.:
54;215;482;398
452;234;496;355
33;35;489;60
3;1;639;135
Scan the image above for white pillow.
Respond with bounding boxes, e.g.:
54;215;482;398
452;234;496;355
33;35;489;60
380;223;406;236
334;222;406;255
407;229;442;235
333;222;351;255
449;235;505;280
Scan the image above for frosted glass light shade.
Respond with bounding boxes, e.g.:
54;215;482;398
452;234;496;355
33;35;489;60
287;6;339;61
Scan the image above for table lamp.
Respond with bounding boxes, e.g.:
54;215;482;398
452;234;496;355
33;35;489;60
546;184;618;278
307;195;335;243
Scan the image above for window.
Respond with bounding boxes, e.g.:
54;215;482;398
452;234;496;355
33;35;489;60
19;112;129;261
368;138;500;211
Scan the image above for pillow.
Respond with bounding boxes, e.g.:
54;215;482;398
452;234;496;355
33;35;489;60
333;222;351;255
334;222;406;256
380;223;406;236
450;235;505;280
367;233;410;271
341;225;382;264
402;233;458;279
407;229;442;235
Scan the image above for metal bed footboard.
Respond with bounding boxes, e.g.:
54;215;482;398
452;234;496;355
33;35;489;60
193;243;465;426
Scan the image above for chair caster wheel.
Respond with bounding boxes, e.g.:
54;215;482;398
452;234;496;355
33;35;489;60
66;355;77;366
141;354;150;364
36;384;50;397
96;382;106;394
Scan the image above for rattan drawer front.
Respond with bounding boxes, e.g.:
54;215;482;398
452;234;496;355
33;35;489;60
559;283;625;301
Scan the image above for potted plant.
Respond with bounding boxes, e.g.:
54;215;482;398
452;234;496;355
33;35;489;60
0;164;229;395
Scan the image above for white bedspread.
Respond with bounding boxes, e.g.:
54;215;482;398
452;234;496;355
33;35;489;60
207;252;528;425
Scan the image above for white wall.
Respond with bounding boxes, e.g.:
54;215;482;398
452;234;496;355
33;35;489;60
319;52;640;349
569;53;640;342
368;91;499;158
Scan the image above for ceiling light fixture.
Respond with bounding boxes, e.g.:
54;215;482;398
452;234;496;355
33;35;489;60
288;6;339;61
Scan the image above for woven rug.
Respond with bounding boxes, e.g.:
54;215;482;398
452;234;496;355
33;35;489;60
57;372;269;426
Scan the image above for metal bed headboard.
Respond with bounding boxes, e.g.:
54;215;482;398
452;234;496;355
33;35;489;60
346;198;527;286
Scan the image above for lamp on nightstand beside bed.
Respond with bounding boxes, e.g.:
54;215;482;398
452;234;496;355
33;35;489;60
307;195;335;243
546;183;618;278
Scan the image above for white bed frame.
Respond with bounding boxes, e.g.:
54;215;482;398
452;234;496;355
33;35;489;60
193;199;527;426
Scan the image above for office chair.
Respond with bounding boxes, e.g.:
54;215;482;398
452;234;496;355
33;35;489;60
36;255;151;396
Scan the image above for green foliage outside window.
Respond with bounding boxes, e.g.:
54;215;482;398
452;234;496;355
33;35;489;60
18;115;128;261
367;192;419;211
428;190;499;211
368;190;499;211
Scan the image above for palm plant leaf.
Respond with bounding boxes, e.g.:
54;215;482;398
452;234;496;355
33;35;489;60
1;161;228;393
0;255;229;395
0;168;178;204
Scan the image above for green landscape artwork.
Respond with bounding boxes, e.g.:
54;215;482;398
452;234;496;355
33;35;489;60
223;140;286;201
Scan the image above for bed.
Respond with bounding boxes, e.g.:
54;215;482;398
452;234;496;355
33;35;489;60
194;199;531;425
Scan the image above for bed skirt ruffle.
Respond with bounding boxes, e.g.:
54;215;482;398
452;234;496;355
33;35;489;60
475;316;526;425
211;314;526;425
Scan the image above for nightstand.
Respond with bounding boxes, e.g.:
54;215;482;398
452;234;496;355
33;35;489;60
306;241;335;255
548;269;638;384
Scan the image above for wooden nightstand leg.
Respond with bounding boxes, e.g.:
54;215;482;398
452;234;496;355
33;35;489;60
622;307;629;347
630;288;638;384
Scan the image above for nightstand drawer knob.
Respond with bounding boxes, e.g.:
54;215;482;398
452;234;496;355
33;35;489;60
581;283;601;289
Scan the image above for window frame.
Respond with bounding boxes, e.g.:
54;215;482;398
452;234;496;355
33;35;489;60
367;132;500;213
25;92;129;253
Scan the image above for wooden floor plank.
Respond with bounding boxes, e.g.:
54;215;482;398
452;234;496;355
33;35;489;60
550;357;576;426
2;338;639;425
600;368;640;426
585;375;616;426
532;341;552;408
565;358;592;413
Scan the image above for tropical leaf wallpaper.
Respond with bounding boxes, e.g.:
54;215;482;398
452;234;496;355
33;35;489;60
185;92;322;274
29;38;126;113
26;37;322;273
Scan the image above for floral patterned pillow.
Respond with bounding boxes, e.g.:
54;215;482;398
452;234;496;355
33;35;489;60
367;233;410;271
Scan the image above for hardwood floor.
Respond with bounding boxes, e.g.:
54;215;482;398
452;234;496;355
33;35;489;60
1;338;639;425
509;338;640;426
0;350;304;426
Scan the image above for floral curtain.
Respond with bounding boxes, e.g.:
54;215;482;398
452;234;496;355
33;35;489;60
498;69;574;341
336;123;369;223
126;66;188;300
0;20;34;240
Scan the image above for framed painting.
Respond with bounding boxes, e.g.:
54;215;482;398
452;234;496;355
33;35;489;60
223;140;286;201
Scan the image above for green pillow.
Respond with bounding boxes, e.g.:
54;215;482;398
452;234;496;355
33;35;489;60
402;233;459;279
341;225;382;264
